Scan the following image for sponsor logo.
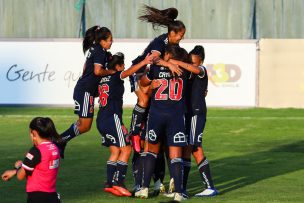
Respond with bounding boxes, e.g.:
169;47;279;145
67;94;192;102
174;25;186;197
26;153;34;160
207;64;241;87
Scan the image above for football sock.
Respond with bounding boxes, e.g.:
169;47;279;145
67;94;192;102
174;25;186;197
116;160;128;185
198;157;214;188
132;152;141;186
60;122;80;142
106;161;117;186
130;104;146;135
170;158;183;193
153;152;165;183
142;151;157;188
136;152;146;186
182;158;191;191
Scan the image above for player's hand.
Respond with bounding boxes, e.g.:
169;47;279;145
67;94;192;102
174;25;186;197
14;160;22;169
1;170;16;181
144;53;154;65
168;63;182;77
149;79;161;89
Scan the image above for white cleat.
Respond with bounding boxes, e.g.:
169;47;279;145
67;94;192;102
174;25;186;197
168;178;175;193
163;192;175;198
174;193;187;201
195;188;218;197
135;187;148;199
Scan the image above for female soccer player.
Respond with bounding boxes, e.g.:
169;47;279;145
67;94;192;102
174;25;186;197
182;45;218;197
58;26;115;158
2;117;61;203
129;5;186;147
135;45;203;201
96;52;154;197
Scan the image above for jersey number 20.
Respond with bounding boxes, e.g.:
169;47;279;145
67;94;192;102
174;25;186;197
155;78;183;101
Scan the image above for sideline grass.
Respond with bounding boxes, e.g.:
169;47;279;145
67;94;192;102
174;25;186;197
0;107;303;203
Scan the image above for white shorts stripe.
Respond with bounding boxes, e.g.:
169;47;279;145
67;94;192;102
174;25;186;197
114;114;126;147
82;92;89;117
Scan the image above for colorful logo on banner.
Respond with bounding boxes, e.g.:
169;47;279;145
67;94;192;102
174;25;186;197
206;63;241;87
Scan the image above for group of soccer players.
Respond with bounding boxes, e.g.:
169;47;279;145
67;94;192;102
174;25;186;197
56;5;218;202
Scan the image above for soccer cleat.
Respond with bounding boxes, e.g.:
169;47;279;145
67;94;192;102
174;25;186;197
131;135;141;153
112;185;132;197
153;179;165;196
194;188;218;197
104;187;123;196
135;187;148;199
168;178;175;193
174;193;187;201
54;141;67;159
163;192;175;198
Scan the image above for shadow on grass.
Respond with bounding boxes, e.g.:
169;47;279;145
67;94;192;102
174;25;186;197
187;140;304;195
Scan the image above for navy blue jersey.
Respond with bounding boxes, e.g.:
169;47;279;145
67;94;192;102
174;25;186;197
186;66;208;114
97;71;124;118
75;44;109;93
147;64;190;113
132;33;168;72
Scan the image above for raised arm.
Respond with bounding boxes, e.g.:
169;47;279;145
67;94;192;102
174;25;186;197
169;59;204;76
120;54;154;79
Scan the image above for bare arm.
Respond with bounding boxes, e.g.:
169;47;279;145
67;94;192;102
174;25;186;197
140;75;152;87
94;64;116;76
169;59;204;76
120;54;154;79
2;160;26;181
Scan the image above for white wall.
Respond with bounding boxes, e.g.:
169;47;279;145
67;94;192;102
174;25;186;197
0;39;257;107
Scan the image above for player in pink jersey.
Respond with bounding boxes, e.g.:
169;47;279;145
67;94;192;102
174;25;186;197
2;117;61;203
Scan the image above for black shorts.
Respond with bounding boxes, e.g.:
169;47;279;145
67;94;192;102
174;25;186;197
96;113;130;147
147;110;187;147
27;192;60;203
186;113;207;147
73;90;95;118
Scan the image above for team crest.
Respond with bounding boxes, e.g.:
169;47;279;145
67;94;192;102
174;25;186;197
148;130;157;141
173;132;186;143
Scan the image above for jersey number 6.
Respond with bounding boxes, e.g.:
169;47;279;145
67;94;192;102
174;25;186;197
98;84;109;107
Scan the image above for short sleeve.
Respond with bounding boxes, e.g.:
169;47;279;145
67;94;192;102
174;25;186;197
94;47;106;66
146;65;154;81
149;38;165;55
22;146;41;176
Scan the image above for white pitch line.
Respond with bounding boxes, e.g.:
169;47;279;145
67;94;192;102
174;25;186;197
0;115;304;120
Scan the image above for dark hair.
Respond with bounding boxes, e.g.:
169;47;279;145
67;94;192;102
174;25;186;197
165;45;190;63
82;26;112;53
107;52;125;70
189;45;205;61
139;5;185;33
29;117;60;141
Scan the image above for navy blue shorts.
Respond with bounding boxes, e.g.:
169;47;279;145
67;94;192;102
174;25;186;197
73;90;95;118
96;113;130;147
147;110;187;147
186;113;206;147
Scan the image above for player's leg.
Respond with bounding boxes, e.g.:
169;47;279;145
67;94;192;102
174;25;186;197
191;114;218;197
182;145;192;198
166;113;188;201
58;91;94;158
109;116;132;197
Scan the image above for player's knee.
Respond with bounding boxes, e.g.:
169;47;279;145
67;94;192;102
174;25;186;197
78;124;91;133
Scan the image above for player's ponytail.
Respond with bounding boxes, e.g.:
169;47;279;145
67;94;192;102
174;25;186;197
82;26;112;54
139;5;185;33
29;117;60;142
189;45;205;61
107;52;125;70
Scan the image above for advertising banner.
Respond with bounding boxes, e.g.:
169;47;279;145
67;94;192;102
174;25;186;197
0;39;257;107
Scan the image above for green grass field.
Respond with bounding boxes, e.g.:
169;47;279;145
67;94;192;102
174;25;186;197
0;107;303;203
